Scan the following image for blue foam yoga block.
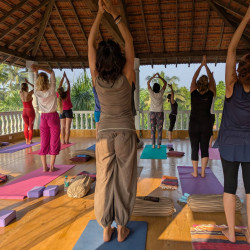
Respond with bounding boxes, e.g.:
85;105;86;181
27;186;45;198
43;185;59;197
0;210;16;227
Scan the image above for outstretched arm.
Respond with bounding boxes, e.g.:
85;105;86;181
169;84;175;104
157;73;167;91
103;0;135;85
190;56;206;93
88;0;104;85
31;64;53;75
204;64;216;96
65;73;71;91
24;78;34;88
59;72;66;88
225;5;250;98
147;74;157;90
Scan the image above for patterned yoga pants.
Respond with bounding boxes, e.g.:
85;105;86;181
150;111;164;146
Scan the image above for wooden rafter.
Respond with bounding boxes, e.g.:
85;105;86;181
203;7;210;50
206;0;250;44
176;0;179;53
232;0;248;8
32;0;55;57
48;23;66;57
10;57;19;66
0;0;49;40
43;36;55;57
84;0;124;47
0;45;33;60
8;18;42;47
0;55;10;64
214;0;244;18
139;0;151;52
157;0;165;52
215;21;225;66
68;0;88;42
54;2;79;56
0;0;30;24
190;0;195;51
17;32;38;52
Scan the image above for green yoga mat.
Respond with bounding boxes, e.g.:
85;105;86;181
140;145;167;159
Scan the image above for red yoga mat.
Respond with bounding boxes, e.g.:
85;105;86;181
0;164;75;199
29;143;75;155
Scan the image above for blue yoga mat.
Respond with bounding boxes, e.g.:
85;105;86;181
87;144;95;151
73;220;147;250
140;145;167;159
0;142;39;153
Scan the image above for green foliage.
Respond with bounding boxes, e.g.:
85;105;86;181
214;81;226;110
71;71;95;111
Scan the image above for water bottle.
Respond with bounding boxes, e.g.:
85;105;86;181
64;176;69;191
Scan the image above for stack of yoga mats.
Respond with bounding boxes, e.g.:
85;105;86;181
160;176;178;190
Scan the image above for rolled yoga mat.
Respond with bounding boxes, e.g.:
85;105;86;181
0;165;75;199
177;166;224;195
29;143;75;155
73;220;147;250
0;142;40;154
140;145;167;159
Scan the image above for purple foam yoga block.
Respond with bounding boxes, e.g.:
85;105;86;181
0;210;16;227
27;186;45;198
43;185;59;197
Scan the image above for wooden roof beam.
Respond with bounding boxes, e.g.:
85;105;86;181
206;0;250;45
84;0;124;47
203;7;211;50
157;0;165;52
43;36;55;58
0;0;49;40
8;18;42;47
32;0;55;57
0;0;30;24
232;0;248;8
0;46;33;60
54;2;79;56
190;0;195;51
0;55;10;64
17;32;38;52
48;23;66;57
214;0;244;18
176;0;179;53
139;0;151;53
68;0;88;42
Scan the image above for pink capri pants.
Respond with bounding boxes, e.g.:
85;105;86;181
39;112;61;155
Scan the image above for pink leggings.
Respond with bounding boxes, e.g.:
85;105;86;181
22;108;35;141
40;112;61;155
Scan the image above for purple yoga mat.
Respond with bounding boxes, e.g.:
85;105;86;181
199;148;221;160
0;142;40;154
177;166;224;195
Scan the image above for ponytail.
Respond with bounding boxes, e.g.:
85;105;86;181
57;87;67;114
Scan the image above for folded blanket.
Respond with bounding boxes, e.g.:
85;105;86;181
0;174;7;183
160;175;178;190
77;171;96;182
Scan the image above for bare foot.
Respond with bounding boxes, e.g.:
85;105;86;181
26;139;29;144
61;141;66;145
157;145;160;149
66;142;72;145
152;145;155;149
117;226;130;242
43;166;49;172
201;172;206;178
191;172;198;178
242;228;250;243
49;166;59;172
103;226;115;242
222;228;236;243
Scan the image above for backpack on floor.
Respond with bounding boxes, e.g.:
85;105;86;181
0;174;8;183
67;175;92;198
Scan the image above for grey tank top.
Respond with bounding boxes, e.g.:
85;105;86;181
95;75;135;132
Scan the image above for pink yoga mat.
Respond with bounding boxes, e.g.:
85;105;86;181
0;165;75;199
199;148;220;160
29;143;75;155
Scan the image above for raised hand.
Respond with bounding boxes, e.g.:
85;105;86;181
98;0;105;14
202;55;206;66
246;5;250;20
103;0;115;15
31;64;38;73
24;78;29;83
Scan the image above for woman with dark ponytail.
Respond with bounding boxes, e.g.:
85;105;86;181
56;72;73;144
20;78;35;144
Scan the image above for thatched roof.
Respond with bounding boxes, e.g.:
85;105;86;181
0;0;249;69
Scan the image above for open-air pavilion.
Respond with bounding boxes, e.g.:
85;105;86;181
0;0;249;249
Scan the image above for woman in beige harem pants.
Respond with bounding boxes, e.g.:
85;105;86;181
88;0;137;243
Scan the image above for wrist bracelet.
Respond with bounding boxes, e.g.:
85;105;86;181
114;15;121;22
115;17;122;25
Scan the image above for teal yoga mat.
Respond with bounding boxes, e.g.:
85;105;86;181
73;220;147;250
140;145;167;159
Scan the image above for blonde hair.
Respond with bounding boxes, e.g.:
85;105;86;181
57;87;67;114
36;72;49;91
196;75;209;92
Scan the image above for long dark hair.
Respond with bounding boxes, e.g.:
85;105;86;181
153;83;160;93
96;39;126;83
57;87;67;114
21;82;28;92
196;75;209;92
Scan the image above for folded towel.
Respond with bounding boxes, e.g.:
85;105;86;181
160;176;178;190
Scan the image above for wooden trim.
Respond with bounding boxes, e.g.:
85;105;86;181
0;0;49;40
32;0;55;57
190;0;195;51
203;7;210;50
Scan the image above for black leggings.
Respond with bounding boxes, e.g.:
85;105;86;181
168;114;176;132
221;156;250;194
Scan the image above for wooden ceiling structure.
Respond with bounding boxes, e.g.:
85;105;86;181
0;0;249;69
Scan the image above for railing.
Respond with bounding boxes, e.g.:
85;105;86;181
71;110;223;131
0;111;23;135
0;110;223;135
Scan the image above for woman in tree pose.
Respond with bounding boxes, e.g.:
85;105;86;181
215;6;250;243
189;55;216;178
88;0;137;242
